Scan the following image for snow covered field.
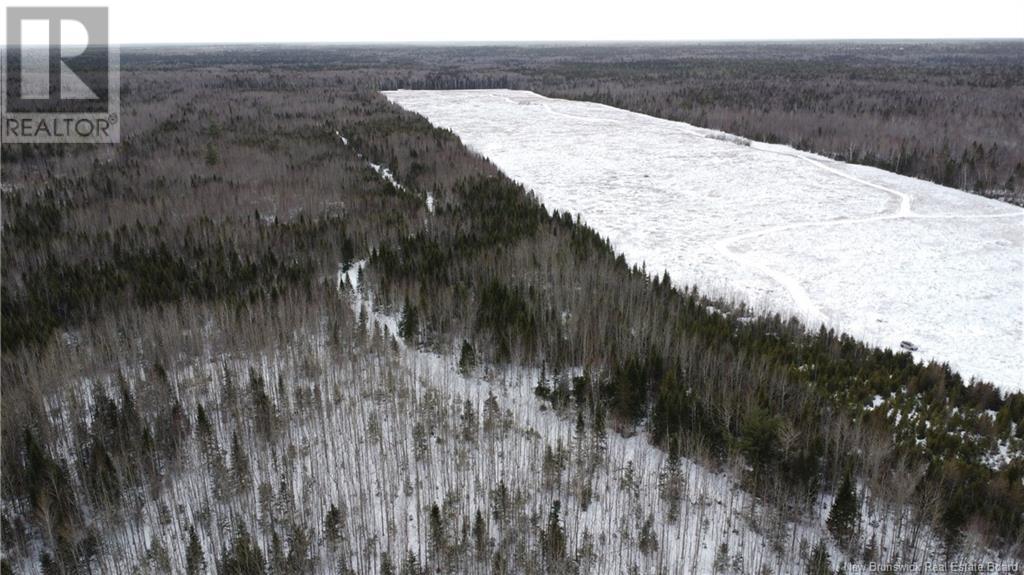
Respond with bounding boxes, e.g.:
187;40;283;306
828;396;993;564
384;90;1024;391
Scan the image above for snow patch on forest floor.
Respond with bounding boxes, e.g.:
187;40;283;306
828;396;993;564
383;89;1024;391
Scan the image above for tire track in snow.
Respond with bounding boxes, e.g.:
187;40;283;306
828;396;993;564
714;202;1022;326
539;96;841;325
717;144;1022;324
755;146;913;216
718;145;913;324
521;96;1023;327
542;102;629;126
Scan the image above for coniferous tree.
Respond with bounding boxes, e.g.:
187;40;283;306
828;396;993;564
196;403;212;437
659;436;685;522
592;405;608;465
286;523;313;572
461;399;478;442
145;537;171;572
219;524;265;575
230;431;250;491
638;513;659;556
827;472;859;544
472;509;488;559
740;406;780;473
806;540;833;575
542;444;560;489
428;503;446;564
38;552;59;575
458;340;477;376
620;461;640;499
542;500;565;563
249;368;275;440
483;393;501;435
400;550;419;575
325;503;345;547
269;532;286;573
491;550;505;575
713;543;730;574
399;298;419;344
491;481;510;525
185;525;205;575
22;429;78;547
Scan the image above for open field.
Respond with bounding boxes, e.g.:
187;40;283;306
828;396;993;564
385;89;1024;390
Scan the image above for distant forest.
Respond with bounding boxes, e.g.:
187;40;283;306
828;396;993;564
102;42;1024;205
2;43;1022;574
377;41;1024;205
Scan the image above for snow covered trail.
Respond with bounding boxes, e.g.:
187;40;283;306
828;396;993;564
384;89;1024;390
333;128;435;213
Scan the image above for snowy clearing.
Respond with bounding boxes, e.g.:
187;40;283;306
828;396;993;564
384;90;1024;391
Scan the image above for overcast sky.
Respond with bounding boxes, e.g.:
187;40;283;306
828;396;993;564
2;0;1023;44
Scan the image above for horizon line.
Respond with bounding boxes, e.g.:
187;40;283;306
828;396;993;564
5;37;1024;49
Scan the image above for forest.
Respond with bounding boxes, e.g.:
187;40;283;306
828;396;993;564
1;44;1022;574
378;41;1024;205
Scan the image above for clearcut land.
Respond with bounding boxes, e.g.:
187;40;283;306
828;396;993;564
386;89;1024;390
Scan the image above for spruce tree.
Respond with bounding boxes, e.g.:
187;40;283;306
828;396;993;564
483;393;501;434
185;525;205;575
428;503;445;564
461;399;477;442
827;472;859;544
659;436;684;522
230;431;250;491
542;500;565;562
490;481;510;525
458;340;476;376
219;524;265;574
399;298;419;344
325;503;345;546
472;509;487;559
